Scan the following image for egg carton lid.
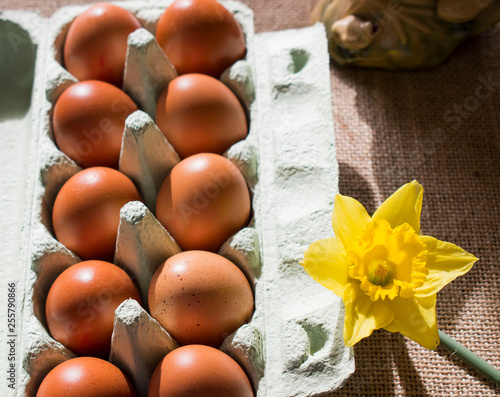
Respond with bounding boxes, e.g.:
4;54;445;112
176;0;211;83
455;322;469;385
0;3;354;396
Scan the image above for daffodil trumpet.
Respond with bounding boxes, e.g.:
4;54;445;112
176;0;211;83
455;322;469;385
301;181;500;385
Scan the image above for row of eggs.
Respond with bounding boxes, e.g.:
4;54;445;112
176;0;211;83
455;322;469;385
53;74;247;168
37;0;257;395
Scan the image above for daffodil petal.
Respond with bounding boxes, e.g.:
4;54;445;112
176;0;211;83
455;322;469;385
384;294;439;350
301;238;350;297
343;283;393;347
373;180;423;232
415;236;478;298
332;194;371;249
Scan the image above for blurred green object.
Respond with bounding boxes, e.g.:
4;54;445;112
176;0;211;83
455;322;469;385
0;17;36;120
311;0;500;69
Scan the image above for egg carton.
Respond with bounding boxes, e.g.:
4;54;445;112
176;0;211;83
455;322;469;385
0;1;354;396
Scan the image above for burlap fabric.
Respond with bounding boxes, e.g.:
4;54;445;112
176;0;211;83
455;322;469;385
1;0;498;395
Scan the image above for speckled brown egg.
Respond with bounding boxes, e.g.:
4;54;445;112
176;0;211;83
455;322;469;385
148;345;253;397
52;167;143;262
36;357;137;396
148;251;254;347
155;153;251;253
155;73;248;159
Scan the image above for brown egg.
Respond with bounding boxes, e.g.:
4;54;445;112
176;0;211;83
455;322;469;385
155;153;250;252
53;81;138;168
52;167;143;262
156;0;246;78
36;357;137;396
63;3;141;86
45;260;142;358
148;345;253;397
148;251;253;347
156;74;247;159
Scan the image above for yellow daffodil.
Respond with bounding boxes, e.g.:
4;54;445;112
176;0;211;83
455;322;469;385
301;181;477;350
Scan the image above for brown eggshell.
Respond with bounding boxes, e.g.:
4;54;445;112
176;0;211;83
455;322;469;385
148;345;253;397
63;3;141;86
52;167;143;262
148;251;254;347
36;357;137;396
45;260;142;358
156;0;246;78
156;74;247;159
155;153;250;253
53;80;138;168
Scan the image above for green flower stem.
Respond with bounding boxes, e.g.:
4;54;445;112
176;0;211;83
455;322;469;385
438;330;500;385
